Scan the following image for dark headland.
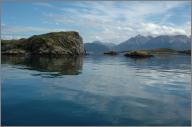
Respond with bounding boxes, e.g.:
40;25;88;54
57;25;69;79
1;31;85;56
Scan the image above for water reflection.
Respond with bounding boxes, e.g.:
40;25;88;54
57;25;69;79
1;55;83;77
126;54;191;71
1;54;191;126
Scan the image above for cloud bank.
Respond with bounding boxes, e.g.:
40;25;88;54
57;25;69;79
2;1;191;43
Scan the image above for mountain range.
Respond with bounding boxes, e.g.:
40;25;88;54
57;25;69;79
85;35;191;53
84;41;112;53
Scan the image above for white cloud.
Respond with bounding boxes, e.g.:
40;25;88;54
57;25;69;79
2;1;191;43
33;2;55;8
141;23;187;36
1;25;68;40
2;24;67;33
184;21;191;36
1;35;26;40
41;1;190;43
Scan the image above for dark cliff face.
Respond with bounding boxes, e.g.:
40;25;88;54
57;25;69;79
1;31;85;56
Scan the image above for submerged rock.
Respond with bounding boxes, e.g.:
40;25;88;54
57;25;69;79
104;51;118;55
1;31;85;56
124;51;153;58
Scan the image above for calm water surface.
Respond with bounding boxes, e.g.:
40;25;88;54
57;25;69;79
1;54;191;126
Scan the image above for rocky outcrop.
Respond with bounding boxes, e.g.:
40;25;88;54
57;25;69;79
104;51;118;55
124;51;153;58
1;31;85;56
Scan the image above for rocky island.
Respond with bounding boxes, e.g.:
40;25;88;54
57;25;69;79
123;48;191;58
1;31;85;56
104;51;118;55
124;51;153;58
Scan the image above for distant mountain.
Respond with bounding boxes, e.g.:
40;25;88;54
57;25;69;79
115;35;153;51
102;42;116;49
84;41;110;53
115;35;191;51
143;35;191;50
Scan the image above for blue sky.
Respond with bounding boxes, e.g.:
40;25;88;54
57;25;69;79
2;1;191;43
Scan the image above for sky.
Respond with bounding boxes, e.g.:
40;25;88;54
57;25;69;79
1;1;191;44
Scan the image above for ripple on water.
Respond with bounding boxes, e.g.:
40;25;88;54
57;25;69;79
1;55;191;126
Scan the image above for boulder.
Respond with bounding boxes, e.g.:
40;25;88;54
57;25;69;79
1;31;85;56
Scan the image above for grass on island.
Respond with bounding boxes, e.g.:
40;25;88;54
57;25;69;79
124;51;153;58
123;48;191;57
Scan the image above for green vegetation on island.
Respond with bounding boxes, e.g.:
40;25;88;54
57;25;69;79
142;48;191;56
1;31;85;56
124;51;153;58
123;48;191;58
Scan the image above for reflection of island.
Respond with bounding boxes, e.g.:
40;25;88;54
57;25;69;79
2;55;83;76
125;54;190;71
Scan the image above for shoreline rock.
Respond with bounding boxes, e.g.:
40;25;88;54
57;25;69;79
124;51;153;58
1;31;85;56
